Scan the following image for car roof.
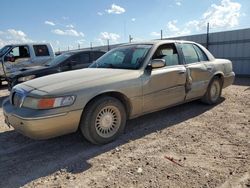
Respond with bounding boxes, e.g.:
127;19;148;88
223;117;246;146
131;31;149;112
63;49;106;55
120;40;196;47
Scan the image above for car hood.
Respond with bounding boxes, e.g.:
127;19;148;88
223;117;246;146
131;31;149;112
21;68;141;95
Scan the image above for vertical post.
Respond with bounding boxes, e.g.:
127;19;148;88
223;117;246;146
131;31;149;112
161;30;163;40
68;46;69;51
206;22;210;49
129;35;133;43
78;43;80;50
90;42;93;50
107;39;110;51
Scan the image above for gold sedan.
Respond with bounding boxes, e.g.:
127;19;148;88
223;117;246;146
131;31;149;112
3;40;235;144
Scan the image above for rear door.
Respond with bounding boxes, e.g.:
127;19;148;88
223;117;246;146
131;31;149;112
181;43;213;100
142;43;187;113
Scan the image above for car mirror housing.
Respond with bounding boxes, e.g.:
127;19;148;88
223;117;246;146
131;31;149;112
150;59;166;69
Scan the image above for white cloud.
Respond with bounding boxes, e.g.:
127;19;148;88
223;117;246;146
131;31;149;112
66;24;74;28
97;12;103;16
0;29;33;47
76;39;85;45
100;32;120;41
131;18;136;22
52;29;84;37
150;31;161;37
106;4;125;14
176;1;181;6
187;0;241;30
167;20;180;32
45;21;56;26
166;20;191;37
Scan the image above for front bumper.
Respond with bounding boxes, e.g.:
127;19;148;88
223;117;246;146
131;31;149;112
3;99;83;139
223;72;235;88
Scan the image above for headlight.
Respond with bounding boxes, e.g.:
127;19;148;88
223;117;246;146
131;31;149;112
18;75;36;82
22;95;76;109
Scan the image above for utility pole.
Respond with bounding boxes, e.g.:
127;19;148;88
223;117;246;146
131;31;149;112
78;43;80;50
107;39;110;51
206;22;210;50
129;35;133;43
90;42;93;50
161;30;163;40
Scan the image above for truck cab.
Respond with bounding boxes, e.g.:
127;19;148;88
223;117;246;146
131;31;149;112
0;43;55;85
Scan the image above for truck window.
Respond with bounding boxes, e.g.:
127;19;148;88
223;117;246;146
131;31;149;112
33;45;50;56
182;43;199;64
152;43;179;66
7;46;30;61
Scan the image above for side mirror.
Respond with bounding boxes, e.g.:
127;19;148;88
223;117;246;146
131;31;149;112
149;59;166;69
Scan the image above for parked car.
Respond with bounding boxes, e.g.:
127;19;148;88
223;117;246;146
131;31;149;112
7;50;106;90
0;43;55;86
3;40;235;144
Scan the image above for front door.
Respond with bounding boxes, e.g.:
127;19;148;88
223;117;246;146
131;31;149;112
142;43;187;113
3;45;31;75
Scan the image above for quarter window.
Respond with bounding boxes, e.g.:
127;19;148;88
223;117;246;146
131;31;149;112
182;43;199;64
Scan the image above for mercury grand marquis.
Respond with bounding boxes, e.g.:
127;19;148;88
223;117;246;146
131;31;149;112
3;40;235;144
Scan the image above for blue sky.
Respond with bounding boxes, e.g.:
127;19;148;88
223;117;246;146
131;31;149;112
0;0;249;51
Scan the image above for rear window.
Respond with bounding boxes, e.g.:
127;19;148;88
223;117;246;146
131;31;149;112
33;45;50;57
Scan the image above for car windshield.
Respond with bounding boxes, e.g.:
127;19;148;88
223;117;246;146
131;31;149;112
90;44;152;70
45;53;72;66
0;45;12;57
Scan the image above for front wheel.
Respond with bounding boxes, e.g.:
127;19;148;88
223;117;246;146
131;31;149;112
80;96;127;145
202;77;222;104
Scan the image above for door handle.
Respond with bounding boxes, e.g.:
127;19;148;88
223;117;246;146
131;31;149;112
178;71;186;74
207;66;213;71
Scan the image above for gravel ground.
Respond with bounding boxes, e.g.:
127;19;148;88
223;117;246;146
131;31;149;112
0;78;249;188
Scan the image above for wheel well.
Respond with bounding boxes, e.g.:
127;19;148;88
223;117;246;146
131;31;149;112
214;73;224;85
83;92;131;118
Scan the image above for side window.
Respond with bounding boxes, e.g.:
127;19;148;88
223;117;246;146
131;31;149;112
93;52;105;61
6;46;30;62
70;54;81;64
152;43;179;66
33;45;50;57
182;43;199;64
80;53;90;64
193;45;208;61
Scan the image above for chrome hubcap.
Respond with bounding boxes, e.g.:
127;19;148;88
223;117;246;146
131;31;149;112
210;81;220;102
95;106;121;138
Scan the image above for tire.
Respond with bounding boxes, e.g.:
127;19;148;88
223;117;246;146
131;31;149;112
202;77;222;105
80;96;127;145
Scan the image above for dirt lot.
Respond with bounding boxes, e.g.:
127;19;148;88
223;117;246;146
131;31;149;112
0;78;249;188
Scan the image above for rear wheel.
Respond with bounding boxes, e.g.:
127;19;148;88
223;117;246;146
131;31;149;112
202;77;222;104
80;96;127;145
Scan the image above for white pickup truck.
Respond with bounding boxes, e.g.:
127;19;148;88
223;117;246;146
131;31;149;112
0;43;55;85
